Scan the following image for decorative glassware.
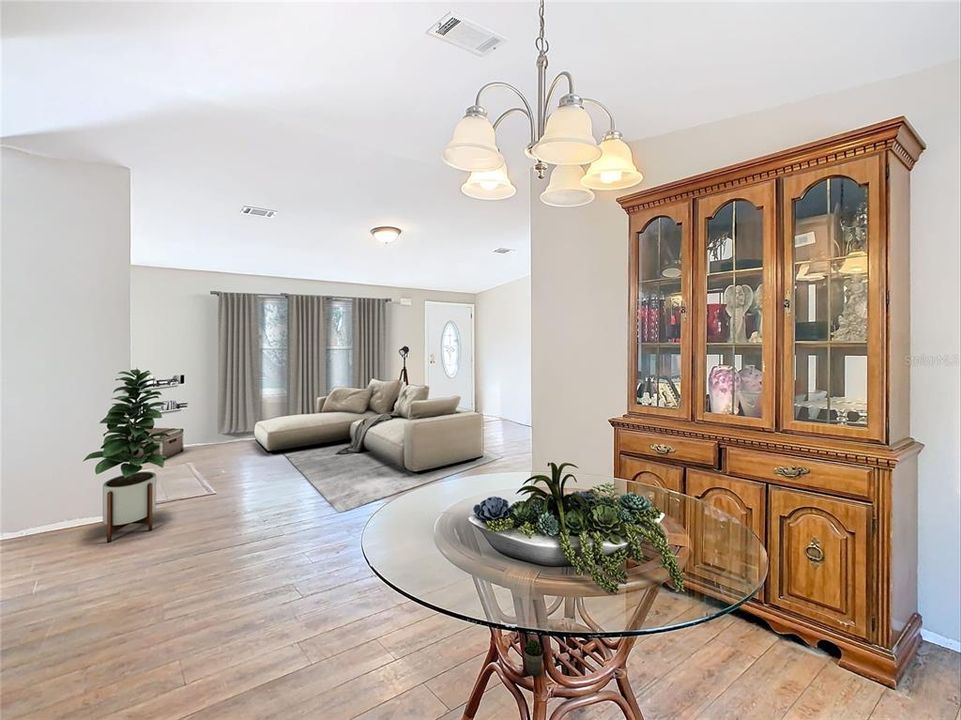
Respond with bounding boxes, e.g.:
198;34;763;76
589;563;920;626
708;365;739;415
706;303;729;343
737;366;764;418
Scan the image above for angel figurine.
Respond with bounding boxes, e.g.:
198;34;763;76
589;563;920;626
724;284;755;344
832;275;868;342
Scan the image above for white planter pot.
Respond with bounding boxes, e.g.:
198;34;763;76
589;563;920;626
103;473;154;541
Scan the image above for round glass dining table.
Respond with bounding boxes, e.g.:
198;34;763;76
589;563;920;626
362;472;768;720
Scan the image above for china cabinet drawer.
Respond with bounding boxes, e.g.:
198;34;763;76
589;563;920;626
617;429;717;467
726;447;873;500
768;487;871;639
617;455;683;493
685;470;766;596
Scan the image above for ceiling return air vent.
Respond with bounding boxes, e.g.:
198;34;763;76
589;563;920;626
427;13;504;56
240;205;277;218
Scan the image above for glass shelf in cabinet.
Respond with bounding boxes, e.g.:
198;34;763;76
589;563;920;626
705;267;764;280
706;342;765;350
794;340;868;347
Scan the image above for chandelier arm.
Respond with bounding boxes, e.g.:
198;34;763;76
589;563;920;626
581;97;617;135
542;71;575;115
474;82;537;144
493;106;535;135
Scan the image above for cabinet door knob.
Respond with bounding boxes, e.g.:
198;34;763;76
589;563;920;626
650;443;675;455
774;465;810;478
805;538;825;564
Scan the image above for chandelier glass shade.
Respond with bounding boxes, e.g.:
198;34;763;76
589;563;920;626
540;165;595;208
531;100;602;166
442;113;504;171
582;133;644;190
462;164;517;200
441;0;642;207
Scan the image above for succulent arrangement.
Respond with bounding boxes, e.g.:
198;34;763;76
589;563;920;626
472;463;684;593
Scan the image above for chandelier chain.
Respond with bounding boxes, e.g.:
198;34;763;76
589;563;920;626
535;0;549;54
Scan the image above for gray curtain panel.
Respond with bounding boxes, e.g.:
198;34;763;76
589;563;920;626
352;298;388;385
217;292;262;434
287;294;326;414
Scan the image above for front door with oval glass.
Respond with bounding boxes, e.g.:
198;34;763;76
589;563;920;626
425;301;474;411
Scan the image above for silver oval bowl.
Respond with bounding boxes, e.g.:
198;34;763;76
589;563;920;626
467;514;628;567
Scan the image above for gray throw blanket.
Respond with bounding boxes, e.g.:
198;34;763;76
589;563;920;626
336;413;393;455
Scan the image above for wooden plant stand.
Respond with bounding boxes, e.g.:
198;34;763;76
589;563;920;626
105;484;154;543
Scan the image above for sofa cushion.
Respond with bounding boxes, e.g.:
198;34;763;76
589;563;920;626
408;396;460;419
393;385;429;418
363;418;406;468
367;378;402;414
255;411;370;452
322;387;371;414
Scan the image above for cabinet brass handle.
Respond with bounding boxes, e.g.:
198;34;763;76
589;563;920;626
650;443;675;455
805;538;825;564
774;465;810;479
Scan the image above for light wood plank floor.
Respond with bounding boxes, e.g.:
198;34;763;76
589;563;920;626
1;418;958;719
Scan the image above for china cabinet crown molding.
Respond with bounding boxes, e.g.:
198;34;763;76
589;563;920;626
611;118;924;688
617;117;925;213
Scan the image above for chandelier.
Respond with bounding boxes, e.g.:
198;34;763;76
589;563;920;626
442;0;642;207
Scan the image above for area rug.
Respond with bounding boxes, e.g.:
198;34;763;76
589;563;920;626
154;463;216;504
284;444;499;512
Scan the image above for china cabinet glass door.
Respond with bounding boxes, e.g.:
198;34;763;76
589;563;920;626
629;202;691;418
781;156;884;441
695;182;777;429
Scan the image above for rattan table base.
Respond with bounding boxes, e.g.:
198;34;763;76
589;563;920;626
463;627;645;720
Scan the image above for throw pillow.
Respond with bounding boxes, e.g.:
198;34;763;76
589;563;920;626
393;384;429;418
367;378;402;415
408;396;460;419
322;387;371;414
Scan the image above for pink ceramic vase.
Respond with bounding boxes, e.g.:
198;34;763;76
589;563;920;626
708;365;739;415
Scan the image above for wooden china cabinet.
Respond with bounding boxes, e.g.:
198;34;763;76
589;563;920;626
611;118;924;687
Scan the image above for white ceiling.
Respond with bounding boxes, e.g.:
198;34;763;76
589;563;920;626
3;2;959;293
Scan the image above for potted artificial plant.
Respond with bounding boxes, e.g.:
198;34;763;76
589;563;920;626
85;369;166;542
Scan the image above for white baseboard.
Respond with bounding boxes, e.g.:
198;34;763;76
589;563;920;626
1;516;102;541
185;436;252;448
921;629;961;653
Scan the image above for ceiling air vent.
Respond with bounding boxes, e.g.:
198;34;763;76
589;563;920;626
427;13;504;56
241;205;277;218
493;247;515;255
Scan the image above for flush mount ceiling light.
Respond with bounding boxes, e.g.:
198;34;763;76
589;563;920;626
442;0;643;207
371;226;402;244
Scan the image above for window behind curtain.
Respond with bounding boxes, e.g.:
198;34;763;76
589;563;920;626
259;297;288;419
326;299;353;390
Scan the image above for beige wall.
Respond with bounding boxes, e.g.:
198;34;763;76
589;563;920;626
1;148;131;535
531;61;961;644
130;266;474;445
476;276;531;425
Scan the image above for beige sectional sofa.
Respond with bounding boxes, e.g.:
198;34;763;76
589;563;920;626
253;383;484;473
